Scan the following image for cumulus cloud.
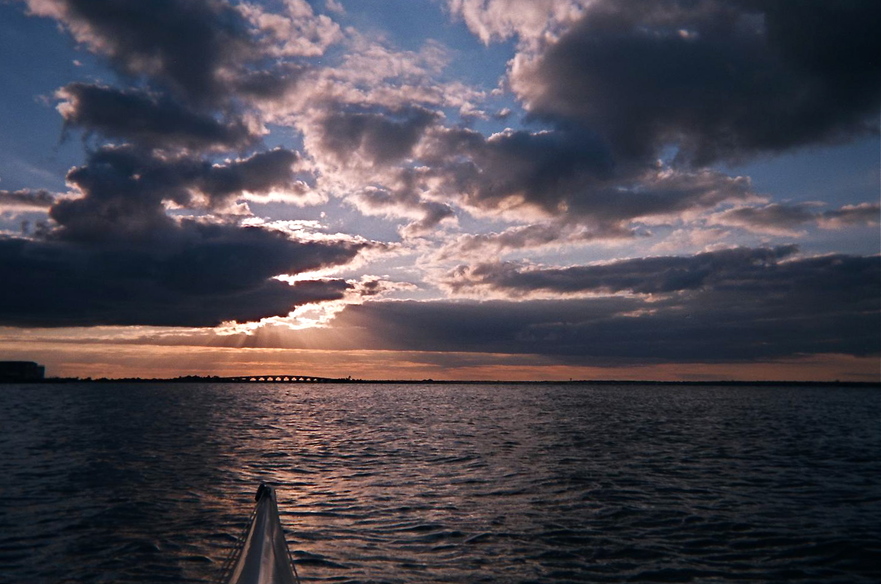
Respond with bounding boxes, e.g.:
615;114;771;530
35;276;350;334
421;125;612;215
256;32;487;233
196;149;304;202
48;145;303;242
0;142;371;327
27;0;331;218
239;0;342;58
56;83;257;152
0;199;370;327
300;110;761;235
270;34;466;126
341;176;456;238
419;125;758;225
317;106;441;167
27;0;322;118
429;0;881;236
510;0;881;165
233;62;309;105
447;0;588;47
25;0;262;107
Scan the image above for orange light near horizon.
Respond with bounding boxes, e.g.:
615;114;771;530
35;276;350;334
0;329;878;383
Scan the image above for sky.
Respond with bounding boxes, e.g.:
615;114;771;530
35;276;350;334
0;0;879;382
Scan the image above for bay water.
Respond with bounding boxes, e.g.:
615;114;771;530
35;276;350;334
1;382;879;583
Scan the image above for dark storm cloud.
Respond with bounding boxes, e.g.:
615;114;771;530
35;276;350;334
333;250;880;362
0;140;369;327
514;0;881;165
1;161;366;328
421;125;754;222
195;148;301;200
49;145;300;242
57;83;256;152
0;231;357;327
1;215;368;327
31;0;259;108
0;189;55;209
319;106;441;165
423;125;613;214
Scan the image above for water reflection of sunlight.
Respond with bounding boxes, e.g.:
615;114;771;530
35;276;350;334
9;382;878;582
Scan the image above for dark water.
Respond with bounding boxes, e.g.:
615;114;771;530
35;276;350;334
1;383;879;583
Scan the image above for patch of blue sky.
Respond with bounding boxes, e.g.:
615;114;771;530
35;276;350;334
0;4;106;192
718;138;880;209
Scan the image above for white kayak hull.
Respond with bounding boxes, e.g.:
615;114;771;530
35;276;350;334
224;485;299;584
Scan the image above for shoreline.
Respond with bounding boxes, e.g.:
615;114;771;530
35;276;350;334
5;377;879;388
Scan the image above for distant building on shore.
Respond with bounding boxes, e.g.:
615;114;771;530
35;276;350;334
0;361;45;382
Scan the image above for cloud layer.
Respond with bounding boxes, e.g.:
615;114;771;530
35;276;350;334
1;0;877;376
0;228;361;327
334;249;880;362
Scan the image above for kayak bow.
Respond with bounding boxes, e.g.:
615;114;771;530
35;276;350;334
222;484;300;584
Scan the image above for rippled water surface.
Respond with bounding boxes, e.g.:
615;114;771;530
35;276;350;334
1;382;879;583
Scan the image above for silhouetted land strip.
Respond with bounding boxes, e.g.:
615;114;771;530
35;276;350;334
7;376;879;388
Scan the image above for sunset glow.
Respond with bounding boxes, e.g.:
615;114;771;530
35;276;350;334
0;0;878;381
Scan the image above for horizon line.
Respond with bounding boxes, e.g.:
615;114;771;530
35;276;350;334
8;375;880;387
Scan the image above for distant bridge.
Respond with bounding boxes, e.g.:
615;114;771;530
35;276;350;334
216;374;349;383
